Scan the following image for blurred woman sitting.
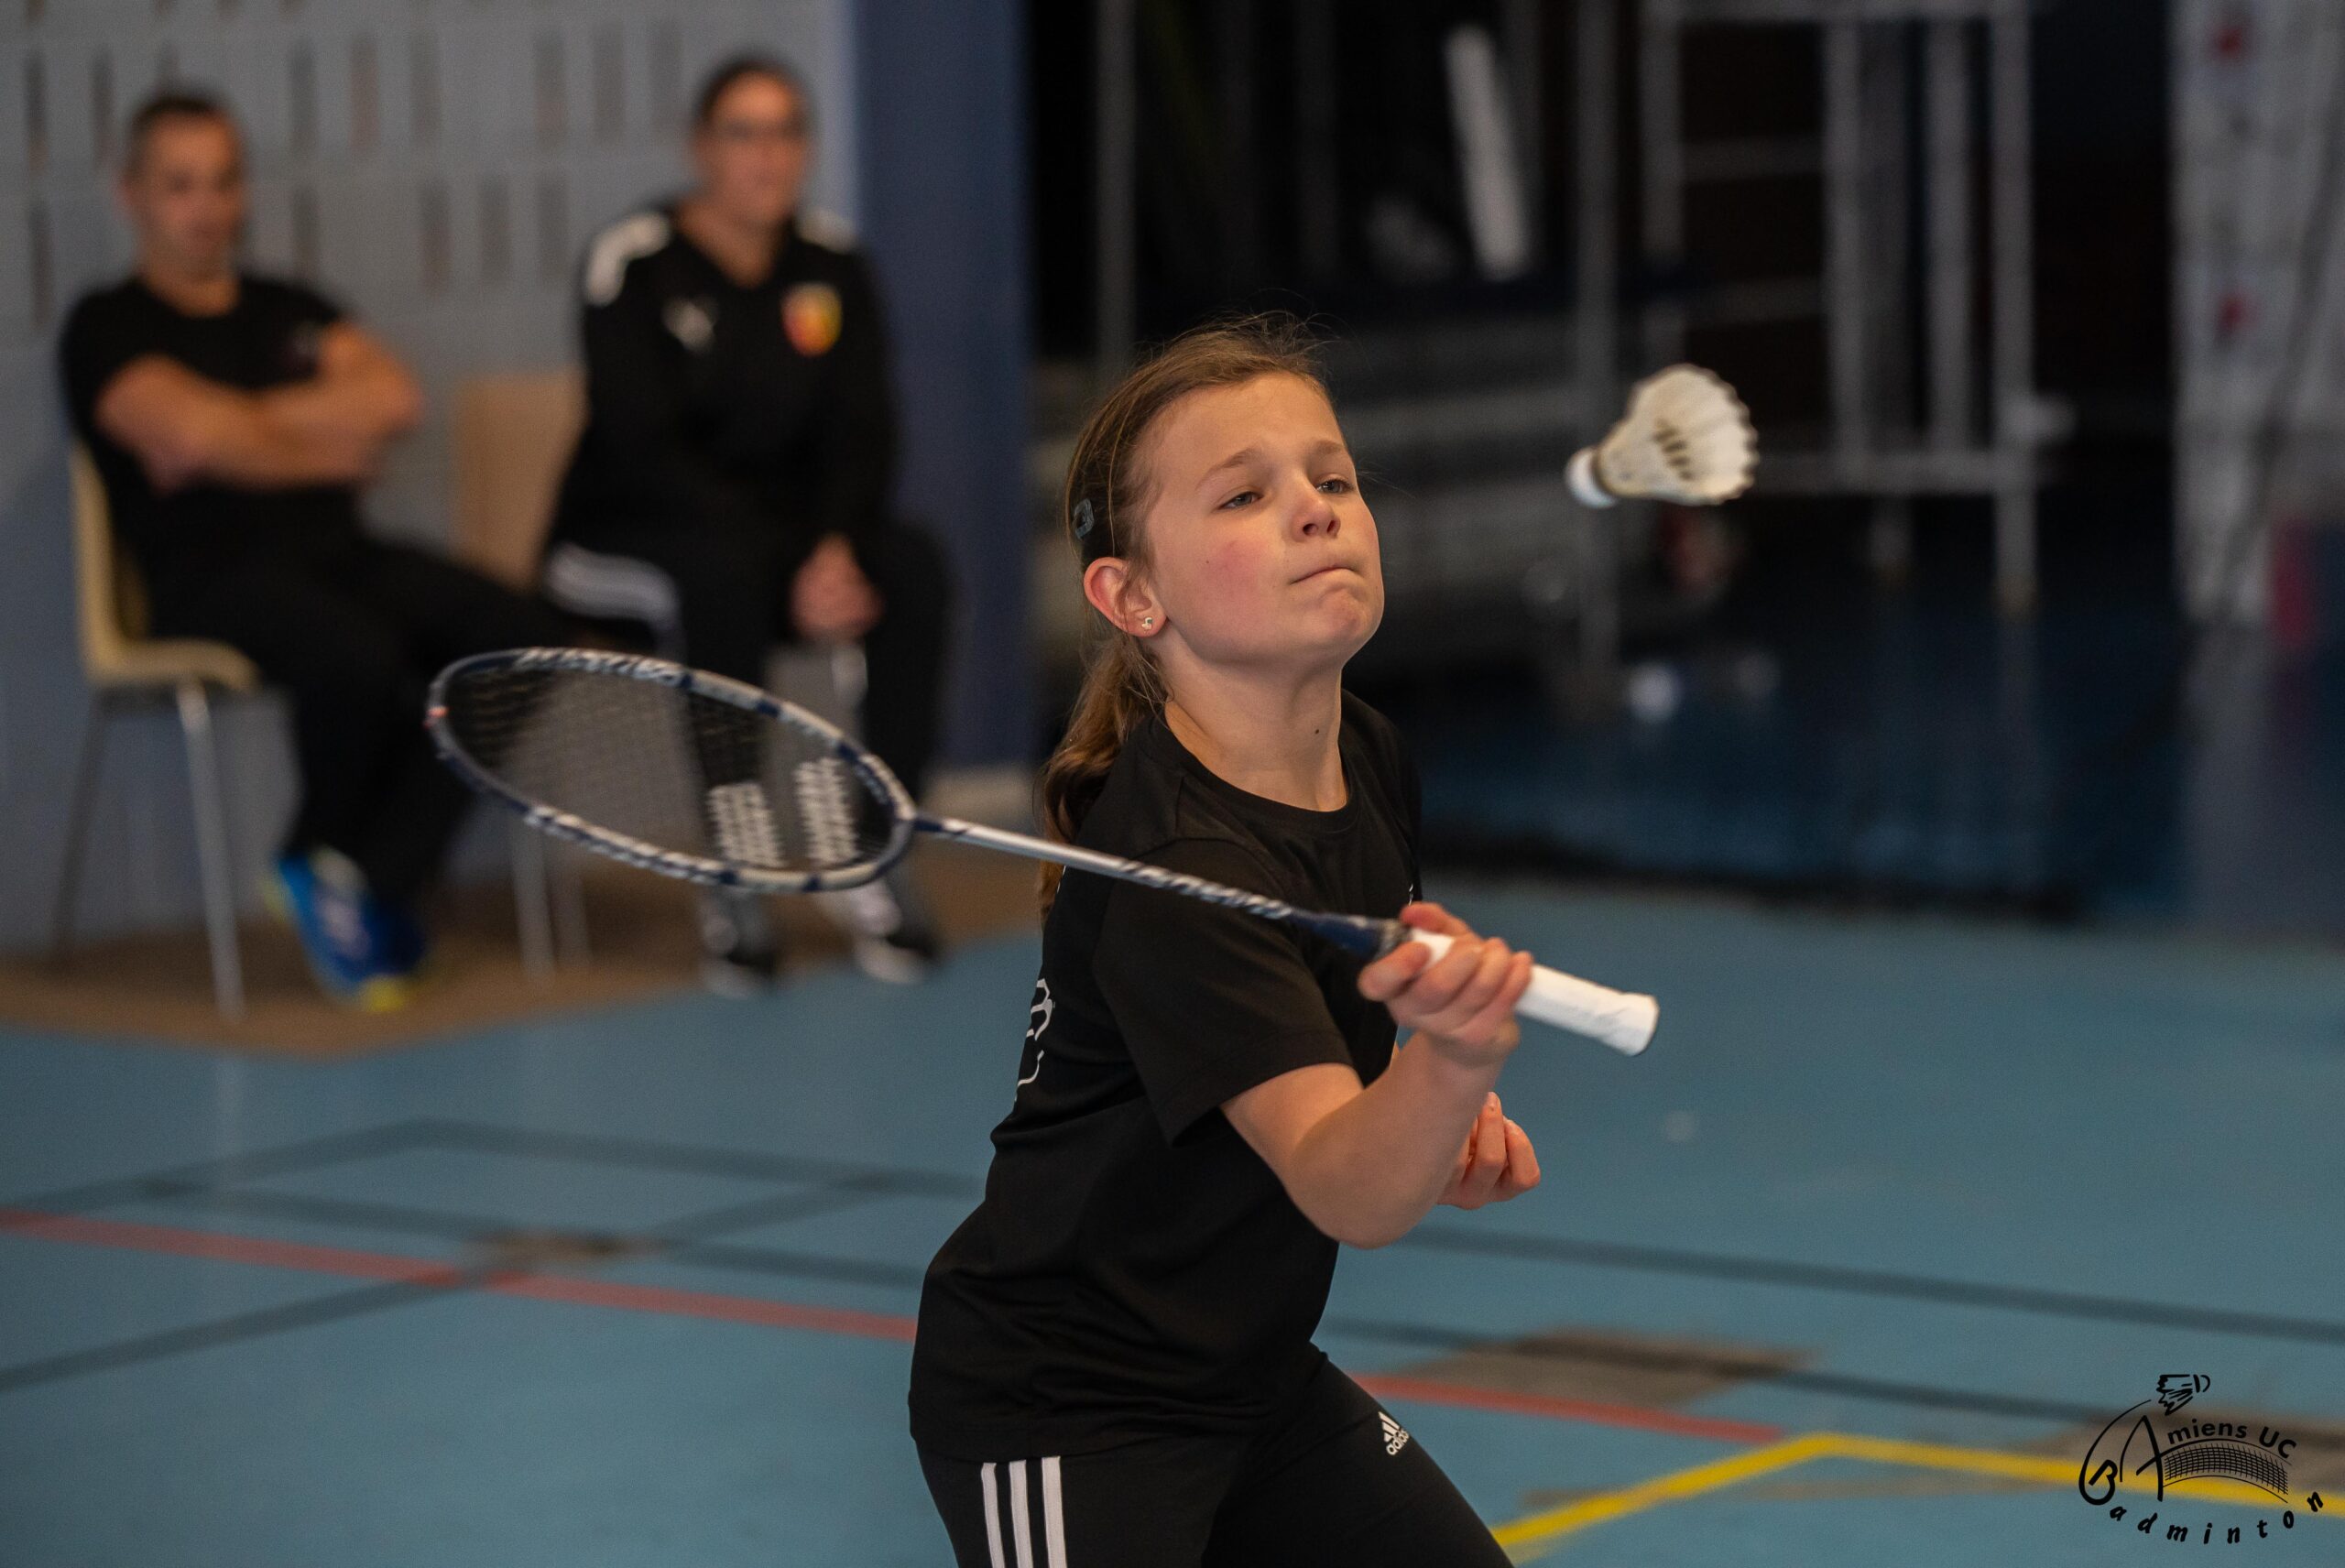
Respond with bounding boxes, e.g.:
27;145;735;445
542;55;953;993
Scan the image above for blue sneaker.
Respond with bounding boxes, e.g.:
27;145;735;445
265;849;416;1011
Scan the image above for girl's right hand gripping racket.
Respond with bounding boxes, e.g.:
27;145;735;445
426;648;1657;1056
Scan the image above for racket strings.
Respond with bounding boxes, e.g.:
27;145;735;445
436;664;899;878
705;781;786;868
793;757;862;869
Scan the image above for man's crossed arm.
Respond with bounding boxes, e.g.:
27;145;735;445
94;323;423;494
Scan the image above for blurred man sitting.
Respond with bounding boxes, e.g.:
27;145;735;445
58;90;573;1009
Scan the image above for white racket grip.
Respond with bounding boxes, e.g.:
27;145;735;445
1407;931;1656;1056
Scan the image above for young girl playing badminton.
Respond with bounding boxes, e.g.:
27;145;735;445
911;318;1539;1565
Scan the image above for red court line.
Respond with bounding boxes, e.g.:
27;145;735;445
0;1206;918;1345
0;1207;467;1287
1;1207;1776;1442
493;1273;917;1343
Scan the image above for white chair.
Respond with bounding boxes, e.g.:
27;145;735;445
49;442;563;1016
50;443;262;1017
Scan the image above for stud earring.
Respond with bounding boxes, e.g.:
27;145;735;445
1140;615;1155;629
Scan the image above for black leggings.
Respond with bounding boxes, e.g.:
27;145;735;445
147;536;573;906
918;1363;1511;1568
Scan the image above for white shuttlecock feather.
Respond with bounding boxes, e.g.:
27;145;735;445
1567;365;1757;508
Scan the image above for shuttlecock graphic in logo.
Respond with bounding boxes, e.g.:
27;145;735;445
2157;1374;2210;1416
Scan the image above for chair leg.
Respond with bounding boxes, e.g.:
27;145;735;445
48;694;112;965
510;820;555;980
177;681;245;1020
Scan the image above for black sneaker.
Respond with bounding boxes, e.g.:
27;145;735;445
698;889;780;997
819;865;943;985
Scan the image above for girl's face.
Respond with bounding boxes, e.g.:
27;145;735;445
1123;374;1383;677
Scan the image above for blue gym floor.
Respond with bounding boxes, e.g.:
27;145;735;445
4;880;2340;1564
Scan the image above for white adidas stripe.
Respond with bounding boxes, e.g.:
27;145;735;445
981;1454;1067;1568
978;1462;1006;1568
1040;1454;1068;1568
1008;1459;1035;1568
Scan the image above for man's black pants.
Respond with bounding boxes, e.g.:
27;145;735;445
147;535;573;909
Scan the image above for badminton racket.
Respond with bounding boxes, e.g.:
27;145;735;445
1567;364;1757;508
425;648;1657;1055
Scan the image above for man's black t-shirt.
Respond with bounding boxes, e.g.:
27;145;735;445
58;274;361;575
909;692;1421;1460
550;205;896;556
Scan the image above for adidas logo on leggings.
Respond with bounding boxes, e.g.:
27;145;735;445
1379;1411;1410;1456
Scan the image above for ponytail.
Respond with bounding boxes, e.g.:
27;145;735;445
1034;637;1162;909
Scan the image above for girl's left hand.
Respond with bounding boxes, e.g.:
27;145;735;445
1437;1092;1541;1210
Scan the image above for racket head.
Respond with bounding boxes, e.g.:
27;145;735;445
426;647;917;893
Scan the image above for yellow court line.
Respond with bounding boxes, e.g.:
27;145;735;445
1495;1430;2325;1560
1491;1434;1838;1551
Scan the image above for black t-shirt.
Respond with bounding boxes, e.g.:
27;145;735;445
550;205;897;555
909;692;1422;1460
58;274;362;577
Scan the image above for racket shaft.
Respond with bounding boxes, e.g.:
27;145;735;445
925;815;1655;1053
922;812;1348;935
1407;931;1655;1056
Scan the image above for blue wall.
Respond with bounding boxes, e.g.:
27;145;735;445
854;0;1031;768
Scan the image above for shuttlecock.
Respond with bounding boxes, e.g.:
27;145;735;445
1568;365;1757;508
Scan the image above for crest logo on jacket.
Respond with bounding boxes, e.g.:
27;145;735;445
783;281;843;356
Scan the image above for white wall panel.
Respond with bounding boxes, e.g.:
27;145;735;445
0;0;858;948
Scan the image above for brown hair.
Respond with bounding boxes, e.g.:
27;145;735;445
1036;313;1329;910
693;53;812;132
125;89;234;174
